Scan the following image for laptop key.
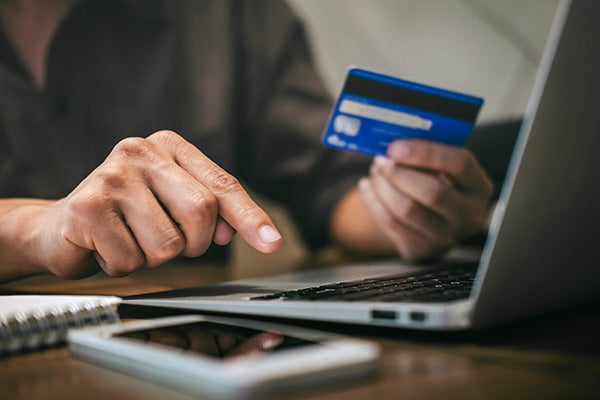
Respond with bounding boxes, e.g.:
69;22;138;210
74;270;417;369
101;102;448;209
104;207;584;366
250;263;477;302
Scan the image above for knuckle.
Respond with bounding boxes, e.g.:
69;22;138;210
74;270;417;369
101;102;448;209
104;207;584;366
149;229;185;265
483;177;495;198
103;266;130;277
147;130;187;154
452;150;472;175
183;238;212;258
443;148;470;174
394;198;420;221
209;171;242;195
103;249;145;277
96;164;130;191
465;212;486;234
112;137;154;159
66;188;113;218
458;200;488;234
147;129;180;143
237;203;263;223
423;180;448;206
185;191;218;222
103;259;142;277
99;262;119;276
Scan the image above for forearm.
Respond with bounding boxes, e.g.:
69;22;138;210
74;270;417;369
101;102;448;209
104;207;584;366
0;199;54;281
330;188;396;256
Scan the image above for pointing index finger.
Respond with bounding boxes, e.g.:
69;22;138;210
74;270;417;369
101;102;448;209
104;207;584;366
148;131;282;253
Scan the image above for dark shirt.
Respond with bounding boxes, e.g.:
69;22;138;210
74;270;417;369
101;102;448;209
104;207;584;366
0;0;371;255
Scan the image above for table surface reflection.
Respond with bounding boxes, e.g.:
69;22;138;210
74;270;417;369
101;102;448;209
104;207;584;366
1;263;599;400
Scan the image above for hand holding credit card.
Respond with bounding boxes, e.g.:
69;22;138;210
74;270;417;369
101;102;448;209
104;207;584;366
321;68;484;156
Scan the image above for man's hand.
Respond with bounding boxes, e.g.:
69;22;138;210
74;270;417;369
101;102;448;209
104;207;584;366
332;139;493;262
30;130;281;278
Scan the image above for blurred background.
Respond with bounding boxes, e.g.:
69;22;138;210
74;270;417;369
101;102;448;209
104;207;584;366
288;0;560;122
231;0;561;277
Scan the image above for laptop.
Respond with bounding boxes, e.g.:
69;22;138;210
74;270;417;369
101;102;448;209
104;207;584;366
125;0;600;330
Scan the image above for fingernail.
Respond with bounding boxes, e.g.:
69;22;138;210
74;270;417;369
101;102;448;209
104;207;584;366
95;253;108;269
258;225;281;244
374;155;388;167
370;162;379;175
358;177;370;190
260;335;283;350
370;156;386;175
389;142;410;159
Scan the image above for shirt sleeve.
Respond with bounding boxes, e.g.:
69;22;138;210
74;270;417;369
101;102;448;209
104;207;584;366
235;0;372;250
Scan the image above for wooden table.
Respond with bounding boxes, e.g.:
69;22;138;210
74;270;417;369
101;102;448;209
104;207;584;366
1;263;599;400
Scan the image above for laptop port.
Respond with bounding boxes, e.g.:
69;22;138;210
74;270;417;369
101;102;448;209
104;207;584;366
409;311;427;322
371;310;397;320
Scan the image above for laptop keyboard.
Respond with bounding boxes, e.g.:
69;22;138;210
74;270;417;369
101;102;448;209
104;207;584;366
251;263;478;303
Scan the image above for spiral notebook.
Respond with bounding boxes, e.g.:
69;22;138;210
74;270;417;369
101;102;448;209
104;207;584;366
0;295;121;356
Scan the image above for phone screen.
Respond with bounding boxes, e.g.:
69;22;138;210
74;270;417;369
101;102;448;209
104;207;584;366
117;321;318;359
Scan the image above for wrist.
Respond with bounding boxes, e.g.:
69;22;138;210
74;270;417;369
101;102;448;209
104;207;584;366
330;188;395;255
0;200;56;280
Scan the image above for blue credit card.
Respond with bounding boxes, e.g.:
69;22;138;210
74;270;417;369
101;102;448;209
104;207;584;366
321;68;484;156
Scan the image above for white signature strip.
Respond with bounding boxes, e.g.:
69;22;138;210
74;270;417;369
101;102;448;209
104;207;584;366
339;99;432;131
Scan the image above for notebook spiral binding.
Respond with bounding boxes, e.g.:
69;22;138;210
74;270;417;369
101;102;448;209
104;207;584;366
0;299;120;356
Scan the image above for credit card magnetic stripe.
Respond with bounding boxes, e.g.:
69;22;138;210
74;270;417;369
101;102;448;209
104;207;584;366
343;74;481;122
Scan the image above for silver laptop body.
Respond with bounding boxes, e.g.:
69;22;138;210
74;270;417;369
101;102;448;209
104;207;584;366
125;0;600;330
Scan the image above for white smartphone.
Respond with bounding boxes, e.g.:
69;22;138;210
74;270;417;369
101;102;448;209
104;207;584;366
68;315;380;398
